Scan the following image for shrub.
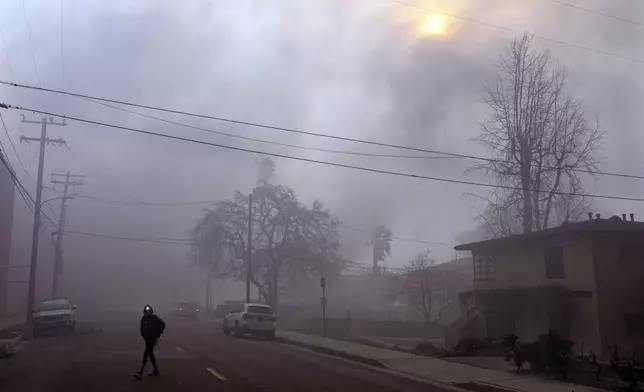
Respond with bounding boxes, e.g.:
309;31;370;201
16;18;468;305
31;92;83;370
453;337;497;356
414;341;437;356
521;331;573;378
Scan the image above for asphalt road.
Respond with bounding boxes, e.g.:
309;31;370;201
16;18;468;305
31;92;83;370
0;315;449;392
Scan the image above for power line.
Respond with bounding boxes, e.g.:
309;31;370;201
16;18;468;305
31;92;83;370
63;230;192;246
346;261;406;272
0;25;15;81
0;111;47;217
81;97;455;161
3;103;644;204
389;0;644;65
59;0;65;86
550;0;644;28
21;0;41;85
2;80;642;181
338;224;454;247
0;112;29;178
70;194;460;247
73;194;228;207
0;111;56;221
0;147;57;228
0;150;32;213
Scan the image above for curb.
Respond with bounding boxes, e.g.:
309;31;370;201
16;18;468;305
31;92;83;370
276;335;470;392
275;335;387;369
0;332;26;358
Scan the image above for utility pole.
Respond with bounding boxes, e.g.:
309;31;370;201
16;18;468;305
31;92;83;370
21;115;66;324
245;193;253;303
205;251;212;312
320;277;327;338
50;171;83;297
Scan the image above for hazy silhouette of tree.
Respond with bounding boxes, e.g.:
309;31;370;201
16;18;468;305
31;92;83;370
192;183;346;307
472;33;602;235
257;157;275;185
371;225;392;275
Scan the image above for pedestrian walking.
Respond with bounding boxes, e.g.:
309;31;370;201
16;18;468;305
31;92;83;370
133;304;165;380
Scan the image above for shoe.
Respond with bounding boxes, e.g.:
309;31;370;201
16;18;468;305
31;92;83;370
133;373;142;380
148;370;160;377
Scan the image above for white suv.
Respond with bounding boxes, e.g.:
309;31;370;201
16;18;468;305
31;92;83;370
33;298;76;337
222;303;276;339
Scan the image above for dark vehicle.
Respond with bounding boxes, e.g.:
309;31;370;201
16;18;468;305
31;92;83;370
172;301;199;320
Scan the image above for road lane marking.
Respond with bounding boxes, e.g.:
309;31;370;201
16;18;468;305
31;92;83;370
206;367;227;381
175;346;184;353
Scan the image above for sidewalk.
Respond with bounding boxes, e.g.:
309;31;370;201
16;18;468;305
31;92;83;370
0;315;26;358
0;314;25;332
277;330;605;392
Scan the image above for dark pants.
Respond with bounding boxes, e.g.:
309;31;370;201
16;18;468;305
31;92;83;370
139;337;158;373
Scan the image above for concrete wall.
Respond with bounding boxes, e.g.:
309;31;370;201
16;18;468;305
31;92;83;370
0;158;14;317
592;233;644;360
469;234;602;354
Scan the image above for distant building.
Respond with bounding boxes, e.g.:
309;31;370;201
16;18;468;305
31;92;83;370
455;214;644;358
0;151;15;317
281;258;473;322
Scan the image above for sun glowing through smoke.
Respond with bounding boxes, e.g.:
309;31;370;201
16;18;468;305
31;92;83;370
421;13;450;37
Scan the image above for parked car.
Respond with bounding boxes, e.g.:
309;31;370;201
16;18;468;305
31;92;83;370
222;303;276;339
173;301;199;320
33;298;76;337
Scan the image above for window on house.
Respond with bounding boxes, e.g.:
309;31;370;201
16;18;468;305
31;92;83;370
545;247;565;279
473;253;495;280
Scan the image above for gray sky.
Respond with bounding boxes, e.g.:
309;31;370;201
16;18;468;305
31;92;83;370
1;0;643;298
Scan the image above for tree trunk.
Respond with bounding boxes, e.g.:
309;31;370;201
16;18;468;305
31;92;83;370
372;246;378;275
520;163;533;233
271;266;279;308
424;317;431;341
205;253;213;312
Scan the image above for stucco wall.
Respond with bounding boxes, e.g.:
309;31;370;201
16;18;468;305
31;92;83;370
469;233;602;354
473;234;596;291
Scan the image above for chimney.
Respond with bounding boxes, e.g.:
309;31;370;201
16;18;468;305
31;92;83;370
631;213;635;222
596;213;601;220
623;214;627;221
588;212;593;221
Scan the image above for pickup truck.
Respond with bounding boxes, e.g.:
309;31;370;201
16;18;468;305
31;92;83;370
222;303;276;339
33;298;76;337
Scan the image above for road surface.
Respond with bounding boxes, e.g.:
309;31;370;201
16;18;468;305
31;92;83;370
0;314;449;392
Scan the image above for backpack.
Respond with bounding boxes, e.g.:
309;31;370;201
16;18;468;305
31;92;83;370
156;316;166;337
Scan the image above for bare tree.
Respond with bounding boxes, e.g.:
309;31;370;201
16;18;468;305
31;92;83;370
396;250;435;339
475;33;602;235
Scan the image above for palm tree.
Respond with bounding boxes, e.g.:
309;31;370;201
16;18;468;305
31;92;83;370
192;209;229;312
371;225;392;275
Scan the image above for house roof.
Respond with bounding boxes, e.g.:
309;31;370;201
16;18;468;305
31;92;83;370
454;216;644;251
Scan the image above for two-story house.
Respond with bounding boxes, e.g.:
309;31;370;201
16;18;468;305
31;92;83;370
455;214;644;358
